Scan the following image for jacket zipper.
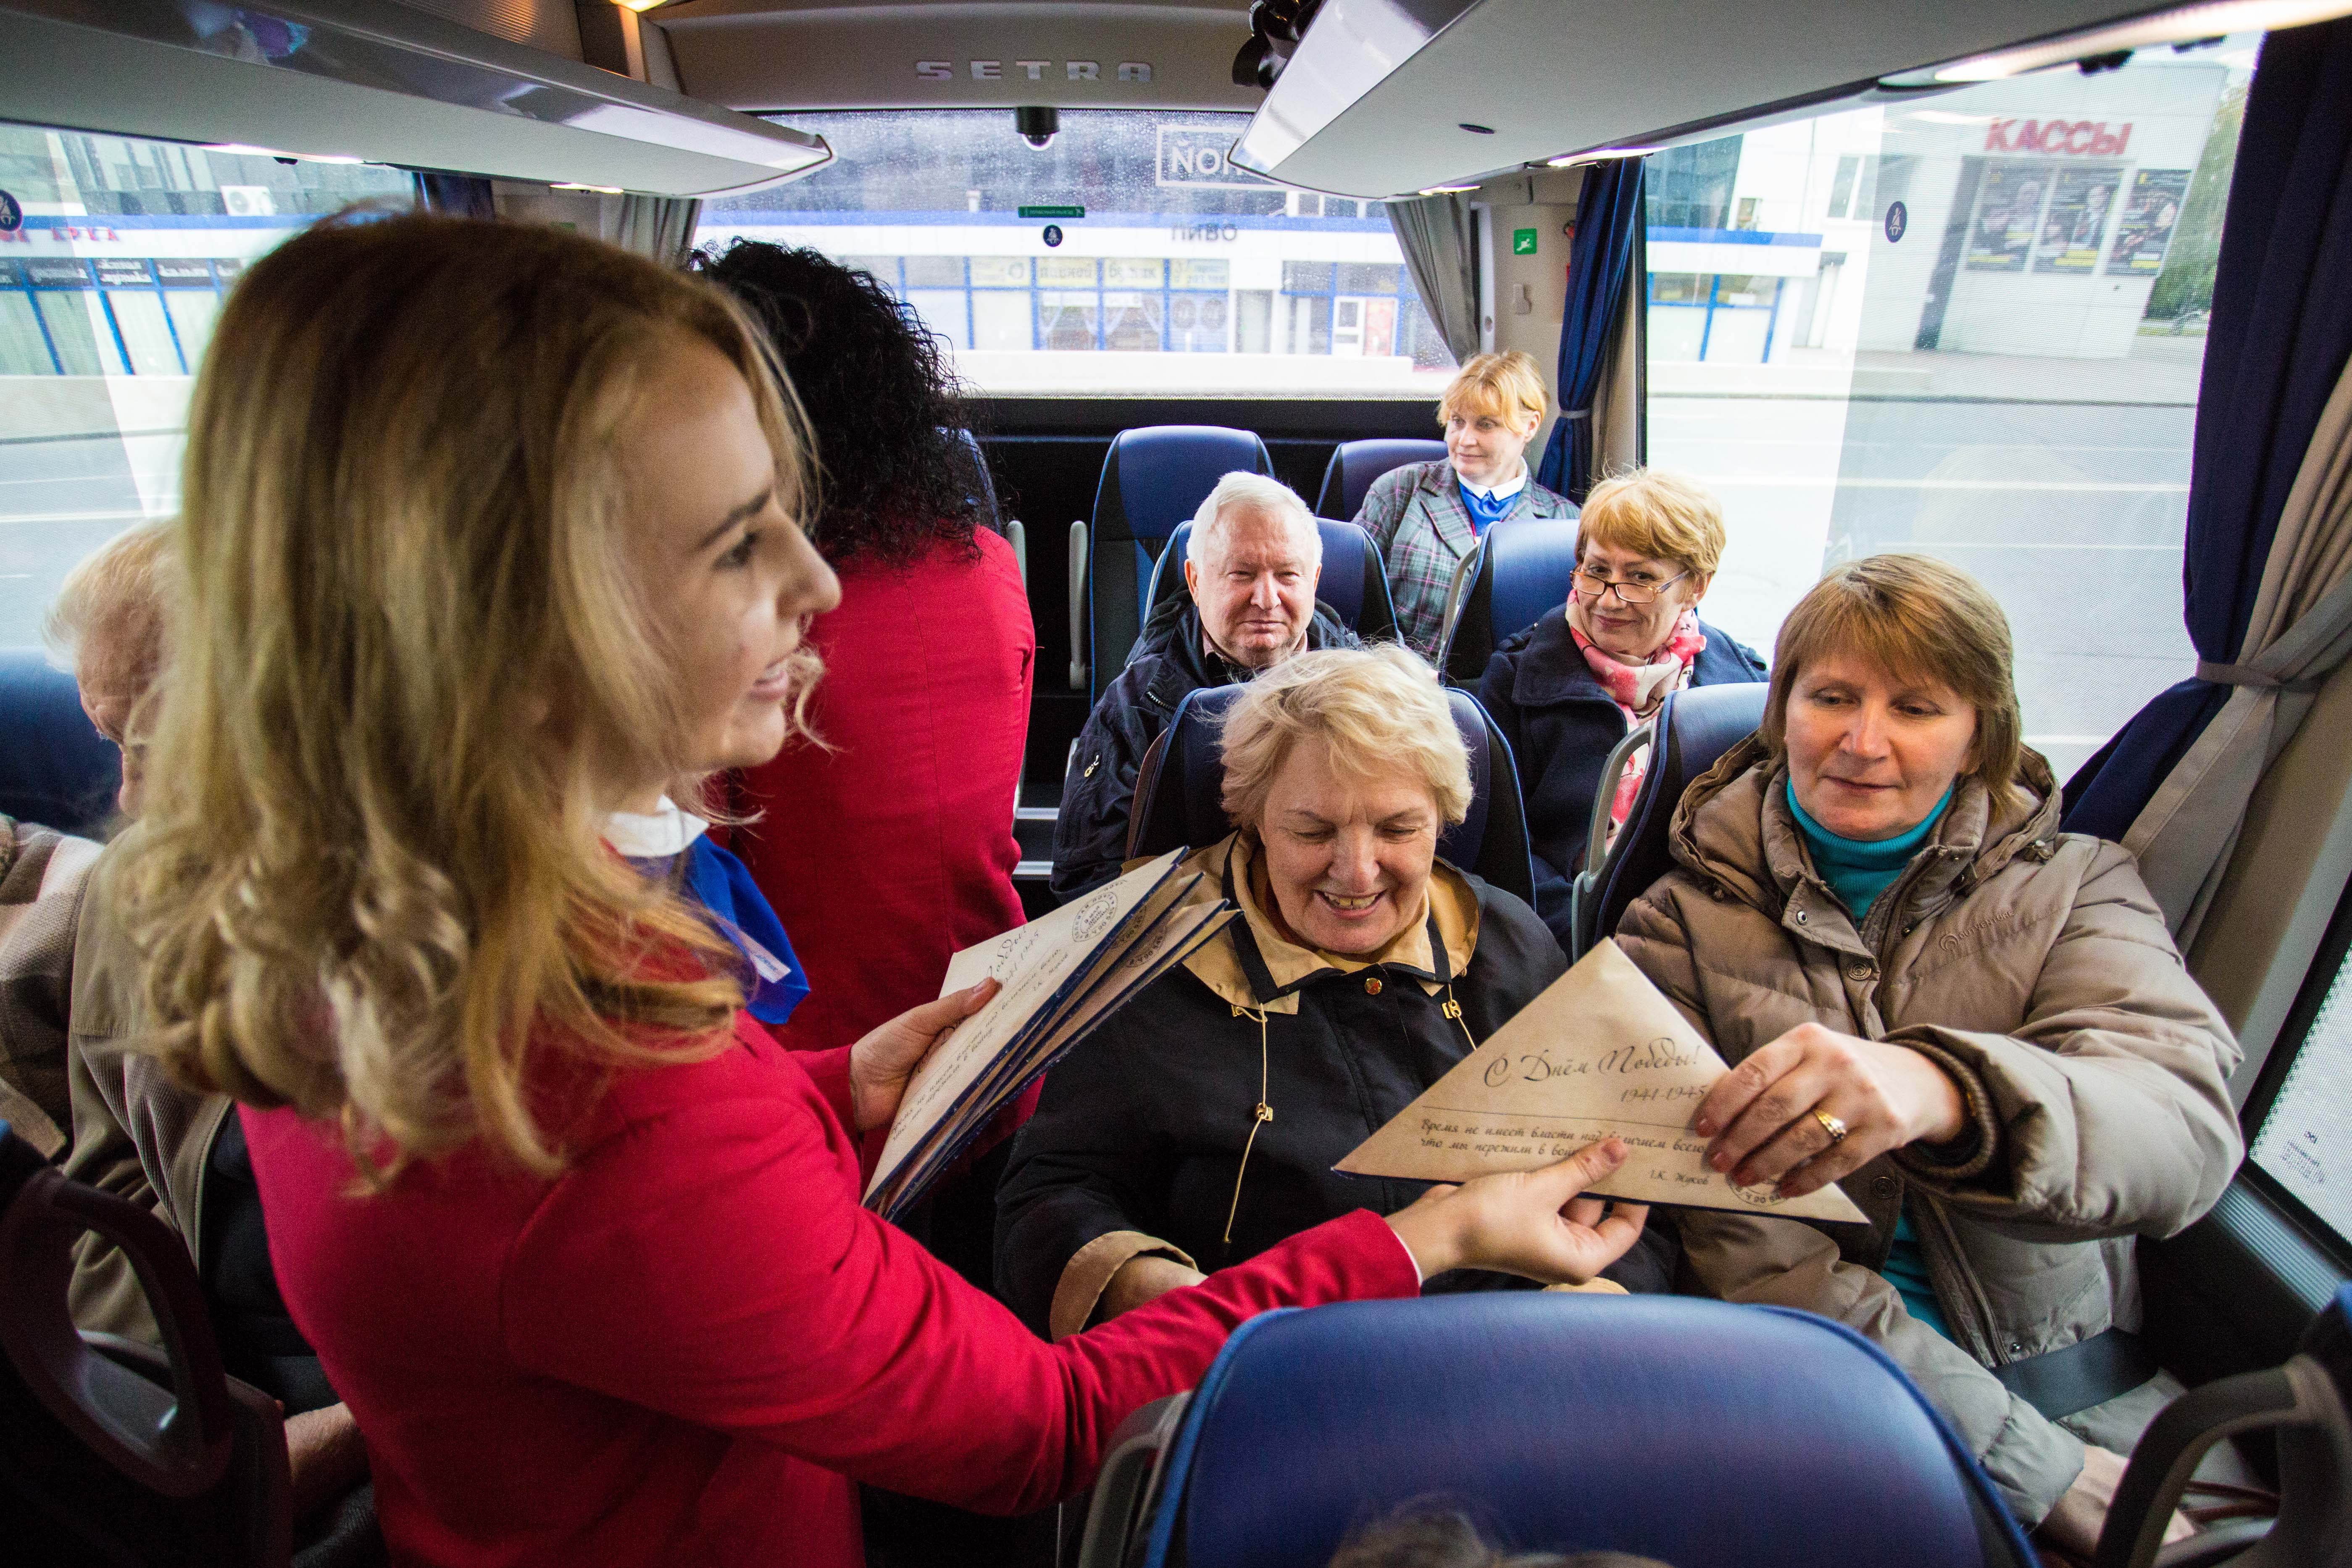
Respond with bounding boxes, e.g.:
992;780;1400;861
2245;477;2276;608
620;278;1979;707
1847;850;2005;1366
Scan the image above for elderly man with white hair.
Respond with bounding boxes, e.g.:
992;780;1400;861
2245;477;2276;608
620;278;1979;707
1051;471;1361;901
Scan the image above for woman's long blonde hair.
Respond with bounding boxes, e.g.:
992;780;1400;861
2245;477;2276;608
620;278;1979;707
111;212;813;1182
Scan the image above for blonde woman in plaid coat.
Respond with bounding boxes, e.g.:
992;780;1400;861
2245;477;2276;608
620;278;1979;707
1355;351;1576;658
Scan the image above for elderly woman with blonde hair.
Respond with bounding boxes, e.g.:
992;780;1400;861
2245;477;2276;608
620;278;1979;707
1615;553;2240;1556
1355;350;1577;656
1476;468;1766;947
998;645;1655;1340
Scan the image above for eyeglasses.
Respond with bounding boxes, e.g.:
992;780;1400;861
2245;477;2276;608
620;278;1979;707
1571;565;1689;605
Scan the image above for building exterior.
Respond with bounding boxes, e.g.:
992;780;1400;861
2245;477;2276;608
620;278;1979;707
1644;55;2233;367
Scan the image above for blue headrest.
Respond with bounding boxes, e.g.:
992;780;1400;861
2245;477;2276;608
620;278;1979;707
1093;426;1273;547
1144;519;1381;632
1582;681;1768;955
1142;1294;2032;1568
1128;683;1505;885
1315;439;1448;520
1486;518;1585;647
0;649;119;837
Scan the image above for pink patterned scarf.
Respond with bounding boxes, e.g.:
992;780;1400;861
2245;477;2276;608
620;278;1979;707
1571;608;1707;832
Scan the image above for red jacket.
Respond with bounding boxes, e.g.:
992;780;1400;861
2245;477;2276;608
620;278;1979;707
732;529;1033;1056
242;1016;1417;1568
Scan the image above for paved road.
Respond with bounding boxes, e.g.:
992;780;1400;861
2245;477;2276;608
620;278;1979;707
1655;339;2201;784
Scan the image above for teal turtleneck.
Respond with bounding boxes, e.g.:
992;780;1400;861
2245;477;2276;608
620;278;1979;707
1785;776;1953;921
1784;774;1957;1336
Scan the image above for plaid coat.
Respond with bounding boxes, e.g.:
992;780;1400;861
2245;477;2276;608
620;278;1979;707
1354;458;1576;658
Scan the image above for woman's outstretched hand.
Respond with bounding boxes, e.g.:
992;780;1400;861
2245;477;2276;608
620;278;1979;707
1693;1023;1967;1199
1384;1138;1649;1285
847;978;1000;1132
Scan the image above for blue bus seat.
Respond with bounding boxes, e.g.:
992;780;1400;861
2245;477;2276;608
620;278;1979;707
1078;1294;2035;1568
1313;438;1447;521
1142;520;1401;645
941;426;1002;533
1126;682;1535;907
1568;682;1769;957
0;648;121;837
0;1119;295;1565
1087;426;1273;699
1435;517;1583;686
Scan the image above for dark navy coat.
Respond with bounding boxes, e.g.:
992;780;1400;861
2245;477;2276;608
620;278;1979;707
1049;596;1359;902
1475;605;1767;948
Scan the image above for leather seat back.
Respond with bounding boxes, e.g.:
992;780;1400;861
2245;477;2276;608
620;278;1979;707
1570;682;1770;956
1126;682;1535;905
0;648;120;836
1113;1294;2035;1568
1089;427;1273;698
1435;518;1583;685
1142;519;1400;645
1313;438;1447;520
0;1121;294;1567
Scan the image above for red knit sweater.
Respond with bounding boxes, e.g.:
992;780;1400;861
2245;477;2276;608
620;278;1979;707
242;1015;1417;1567
731;528;1034;1056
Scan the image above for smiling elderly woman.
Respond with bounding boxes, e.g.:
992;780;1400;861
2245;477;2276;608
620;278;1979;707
1615;554;2242;1557
997;645;1652;1339
1476;468;1766;948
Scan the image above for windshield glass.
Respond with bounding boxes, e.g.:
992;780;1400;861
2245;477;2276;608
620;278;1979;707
695;110;1457;398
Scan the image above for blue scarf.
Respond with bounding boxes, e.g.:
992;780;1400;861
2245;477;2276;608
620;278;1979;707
1458;480;1518;534
1784;777;1954;921
622;837;810;1026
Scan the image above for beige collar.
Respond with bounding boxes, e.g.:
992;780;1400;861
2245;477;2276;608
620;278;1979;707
1175;833;1480;1014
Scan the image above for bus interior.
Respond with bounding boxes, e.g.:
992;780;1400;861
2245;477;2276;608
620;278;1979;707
3;1;2352;1565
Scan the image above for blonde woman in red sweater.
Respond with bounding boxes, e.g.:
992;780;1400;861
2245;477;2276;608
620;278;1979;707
110;214;1648;1568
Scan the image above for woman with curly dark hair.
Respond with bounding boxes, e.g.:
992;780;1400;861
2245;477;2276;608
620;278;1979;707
694;242;1034;1059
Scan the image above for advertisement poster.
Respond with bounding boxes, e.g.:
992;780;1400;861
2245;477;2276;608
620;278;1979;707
2034;166;2126;273
1965;162;2048;272
2105;168;2192;275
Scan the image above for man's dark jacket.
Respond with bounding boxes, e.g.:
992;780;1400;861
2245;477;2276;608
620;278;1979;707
1475;605;1767;949
1049;596;1360;902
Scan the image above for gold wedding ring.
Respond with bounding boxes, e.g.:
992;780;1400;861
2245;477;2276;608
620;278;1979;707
1813;1108;1849;1145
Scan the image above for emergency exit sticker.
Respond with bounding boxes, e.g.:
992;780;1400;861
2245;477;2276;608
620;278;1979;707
1512;228;1538;255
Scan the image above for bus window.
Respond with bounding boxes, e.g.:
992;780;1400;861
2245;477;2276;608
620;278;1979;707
2246;885;2352;1263
692;110;1456;399
1645;37;2258;783
0;125;408;648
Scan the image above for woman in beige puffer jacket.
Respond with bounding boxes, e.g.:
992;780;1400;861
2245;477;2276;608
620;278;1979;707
1616;555;2241;1551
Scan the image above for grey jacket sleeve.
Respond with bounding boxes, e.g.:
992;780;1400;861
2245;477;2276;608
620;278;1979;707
62;1033;164;1343
1889;841;2244;1243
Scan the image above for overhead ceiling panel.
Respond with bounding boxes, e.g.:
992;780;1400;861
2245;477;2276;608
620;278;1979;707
0;0;832;196
654;0;1261;113
1234;0;2203;198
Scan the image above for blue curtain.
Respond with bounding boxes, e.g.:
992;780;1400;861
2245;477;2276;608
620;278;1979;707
2063;18;2352;839
1535;158;1646;505
412;173;497;219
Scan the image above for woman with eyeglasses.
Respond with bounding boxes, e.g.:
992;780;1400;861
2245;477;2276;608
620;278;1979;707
1474;469;1765;950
